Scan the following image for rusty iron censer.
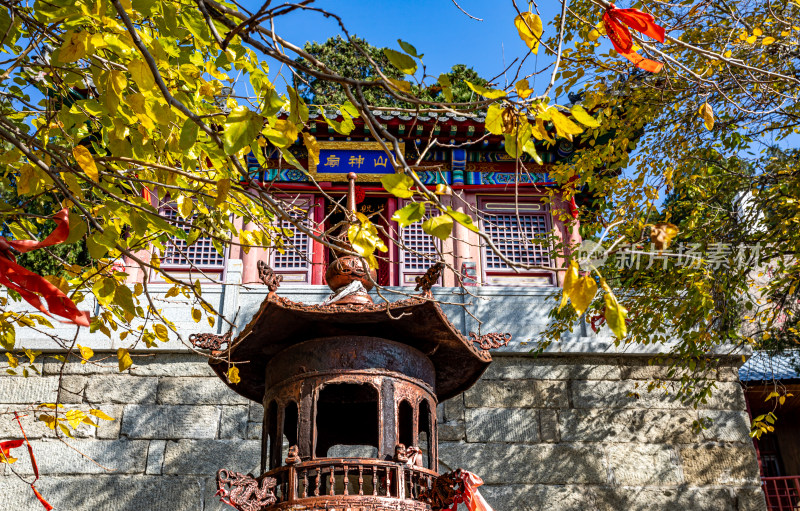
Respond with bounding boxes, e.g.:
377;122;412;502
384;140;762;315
193;173;509;511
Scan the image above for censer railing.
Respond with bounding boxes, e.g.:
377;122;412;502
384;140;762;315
266;458;438;504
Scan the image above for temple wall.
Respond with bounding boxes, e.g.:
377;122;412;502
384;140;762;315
0;279;765;510
0;352;764;511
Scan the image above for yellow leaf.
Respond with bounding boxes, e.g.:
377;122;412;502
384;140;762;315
387;78;412;93
5;353;18;368
191;308;202;323
215;178;231;206
117;348;132;372
59;31;88;63
649;222;679;250
73;145;99;182
779;396;786;405
383;48;417;75
78;344;94;364
587;29;600;42
765;391;780;401
571;274;598;316
753;27;763;36
422;214;454;241
515;79;533;99
435;183;451;195
89;409;115;421
227;365;241;384
154;324;169;342
43;275;70;295
177;195;193;219
302;132;320;166
514;12;544;54
570;105;600;128
559;261;579;312
600;279;628;339
465;80;506;99
746;35;757;44
549;109;583;141
762;36;776;45
380;173;414;198
699;102;714;130
559;261;597;316
348;214;388;267
128;58;156;91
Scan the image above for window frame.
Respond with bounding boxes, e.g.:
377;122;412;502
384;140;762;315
478;196;556;286
397;199;442;287
156;203;227;275
268;194;316;285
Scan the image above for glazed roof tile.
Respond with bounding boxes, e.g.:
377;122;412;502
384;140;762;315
740;350;800;381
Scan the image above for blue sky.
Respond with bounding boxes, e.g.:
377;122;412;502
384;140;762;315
238;0;565;98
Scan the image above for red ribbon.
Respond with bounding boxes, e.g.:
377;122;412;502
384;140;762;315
0;438;24;461
0;209;90;326
2;415;54;510
603;4;666;73
450;471;493;511
459;471;493;511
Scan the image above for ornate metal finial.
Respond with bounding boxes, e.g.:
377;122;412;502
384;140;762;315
190;332;231;351
468;332;512;351
346;172;357;220
216;469;277;511
415;262;444;295
285;445;300;465
257;260;283;292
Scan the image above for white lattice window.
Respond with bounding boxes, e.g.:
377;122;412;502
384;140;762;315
480;200;554;286
270;196;313;284
161;208;226;268
399;202;440;286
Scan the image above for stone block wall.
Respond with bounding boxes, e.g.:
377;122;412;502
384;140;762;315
0;353;765;511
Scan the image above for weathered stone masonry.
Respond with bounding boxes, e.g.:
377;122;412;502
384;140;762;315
0;352;764;511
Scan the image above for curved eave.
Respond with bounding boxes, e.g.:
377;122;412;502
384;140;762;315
209;295;491;403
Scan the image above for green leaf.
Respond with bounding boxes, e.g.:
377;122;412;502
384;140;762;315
570;105;601;128
223;106;262;155
465;80;506;99
383;48;417;75
446;207;479;233
391;202;426;228
179;119;199;151
398;39;423;58
380;173;414;198
422;214;454;241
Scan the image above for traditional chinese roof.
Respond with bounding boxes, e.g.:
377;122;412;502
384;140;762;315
740;350;800;382
209;293;492;403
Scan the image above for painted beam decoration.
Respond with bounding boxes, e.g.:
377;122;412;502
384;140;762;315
309;142;405;182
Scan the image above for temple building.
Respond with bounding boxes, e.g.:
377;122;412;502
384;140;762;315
0;111;768;511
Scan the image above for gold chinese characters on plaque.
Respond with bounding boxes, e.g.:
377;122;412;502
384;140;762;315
309;141;405;182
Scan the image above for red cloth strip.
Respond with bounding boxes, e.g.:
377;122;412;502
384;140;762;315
0;209;91;326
